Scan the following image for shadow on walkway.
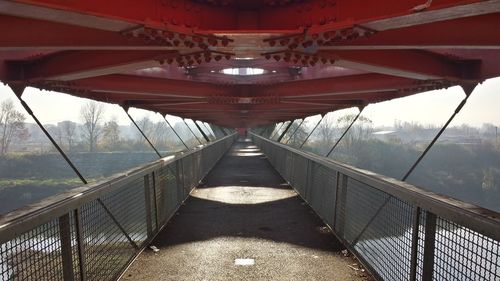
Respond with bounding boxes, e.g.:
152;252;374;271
122;138;367;281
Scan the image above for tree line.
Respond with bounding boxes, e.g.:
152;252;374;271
0;99;195;155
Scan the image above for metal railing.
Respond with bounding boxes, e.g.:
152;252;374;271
0;134;237;281
251;133;500;281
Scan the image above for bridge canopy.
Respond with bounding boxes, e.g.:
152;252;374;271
1;0;500;127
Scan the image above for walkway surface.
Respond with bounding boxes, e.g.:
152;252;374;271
121;139;369;281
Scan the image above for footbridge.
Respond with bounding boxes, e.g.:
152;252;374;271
1;0;500;280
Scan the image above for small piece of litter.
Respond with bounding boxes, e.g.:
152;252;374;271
149;246;159;253
312;255;319;259
318;226;329;234
347;265;360;271
235;258;255;266
341;249;349;257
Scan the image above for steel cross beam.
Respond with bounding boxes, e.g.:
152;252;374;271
2;0;499;31
13;50;178;81
317;49;474;81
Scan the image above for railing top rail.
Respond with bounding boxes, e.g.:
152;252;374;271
0;134;237;243
251;132;500;241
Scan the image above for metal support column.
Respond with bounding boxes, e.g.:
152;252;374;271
10;85;88;185
164;116;190;150
270;122;284;139
325;107;365;157
194;120;210;142
285;119;305;144
277;121;293;142
124;108;162;158
299;115;325;148
183;119;203;144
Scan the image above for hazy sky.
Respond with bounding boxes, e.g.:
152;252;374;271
1;76;499;127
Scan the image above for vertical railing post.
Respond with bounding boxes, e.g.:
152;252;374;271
150;171;160;232
74;209;87;281
334;173;348;237
59;213;75;281
176;160;185;199
153;170;163;226
422;212;437;281
409;207;421;281
143;174;153;238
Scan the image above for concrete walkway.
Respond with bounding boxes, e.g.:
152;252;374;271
121;139;369;281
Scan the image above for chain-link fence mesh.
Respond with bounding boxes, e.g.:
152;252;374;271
0;134;236;281
252;133;500;281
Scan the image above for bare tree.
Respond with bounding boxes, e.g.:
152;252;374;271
135;117;154;144
337;114;373;150
316;114;338;146
60;121;77;151
101;117;120;151
0;99;27;155
80;101;104;152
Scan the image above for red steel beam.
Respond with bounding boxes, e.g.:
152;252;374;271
324;13;500;50
257;73;420;98
71;74;228;98
0;15;157;51
15;50;178;81
318;49;473;81
4;0;498;31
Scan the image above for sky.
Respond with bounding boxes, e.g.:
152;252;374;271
1;76;500;127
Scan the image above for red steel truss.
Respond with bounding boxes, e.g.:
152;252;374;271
1;0;500;127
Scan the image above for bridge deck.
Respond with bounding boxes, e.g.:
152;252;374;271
121;139;368;281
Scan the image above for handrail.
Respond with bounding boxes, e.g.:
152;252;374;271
0;134;236;242
251;132;500;281
251;133;500;241
0;133;237;281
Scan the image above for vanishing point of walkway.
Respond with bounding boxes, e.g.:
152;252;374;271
122;139;369;281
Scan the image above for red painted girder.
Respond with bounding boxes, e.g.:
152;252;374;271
257;73;421;98
324;13;500;50
3;0;498;31
12;50;178;81
0;0;234;31
317;49;472;81
0;15;159;51
71;74;228;98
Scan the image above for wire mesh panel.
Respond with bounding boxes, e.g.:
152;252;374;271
344;179;414;280
0;134;236;281
431;217;500;281
156;163;179;224
79;184;145;281
181;154;195;196
308;162;337;226
250;133;500;281
191;151;202;186
290;153;309;196
1;219;65;281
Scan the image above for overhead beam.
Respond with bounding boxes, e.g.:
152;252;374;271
322;13;500;50
3;0;499;32
71;74;227;98
318;49;472;81
14;50;178;81
0;15;156;51
258;73;422;98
